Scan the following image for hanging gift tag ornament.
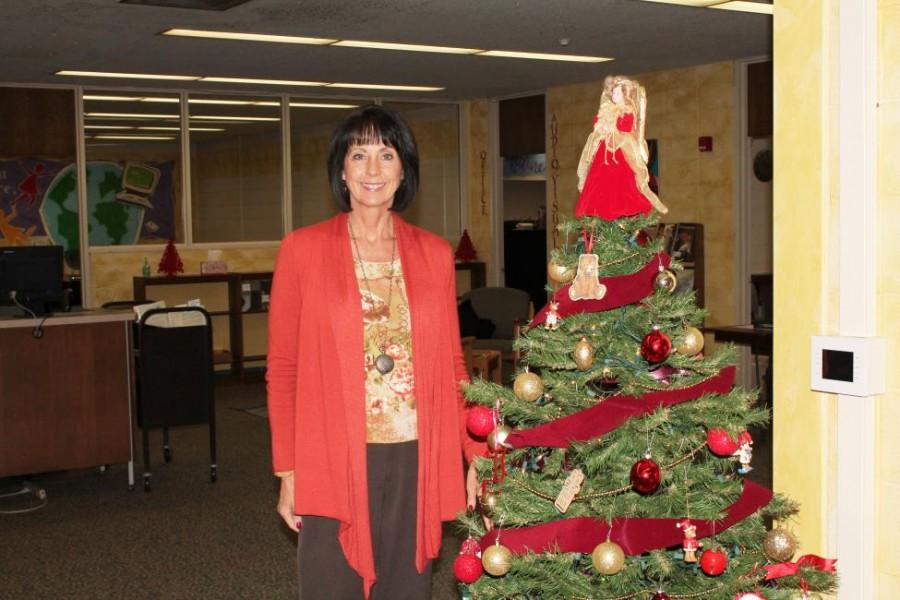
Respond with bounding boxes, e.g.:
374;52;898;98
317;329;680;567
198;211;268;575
569;253;607;301
513;368;544;402
640;326;672;364
630;453;661;494
482;542;513;576
573;337;595;370
591;541;625;575
547;258;576;284
466;405;496;438
763;528;798;562
553;468;585;513
676;326;705;356
654;267;677;293
700;548;728;576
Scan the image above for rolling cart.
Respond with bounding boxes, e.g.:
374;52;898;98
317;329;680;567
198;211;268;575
135;307;217;492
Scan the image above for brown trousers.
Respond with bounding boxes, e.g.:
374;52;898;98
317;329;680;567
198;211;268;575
297;440;431;600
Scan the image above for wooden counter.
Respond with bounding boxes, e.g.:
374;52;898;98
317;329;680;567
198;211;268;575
0;310;134;486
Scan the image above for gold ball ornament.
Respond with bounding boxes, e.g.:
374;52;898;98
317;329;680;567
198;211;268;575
547;259;576;284
675;326;705;356
763;528;798;562
480;489;500;517
513;369;544;402
591;541;626;575
482;543;513;576
654;269;678;293
573;337;595;370
487;424;512;452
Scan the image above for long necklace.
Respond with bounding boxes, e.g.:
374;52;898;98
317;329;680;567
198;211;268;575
349;219;398;375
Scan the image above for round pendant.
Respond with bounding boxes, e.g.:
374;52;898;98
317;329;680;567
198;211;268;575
374;353;395;375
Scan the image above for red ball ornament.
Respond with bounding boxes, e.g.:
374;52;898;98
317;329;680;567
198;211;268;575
707;428;740;456
459;537;482;556
630;455;661;494
466;406;495;438
699;548;728;576
651;593;672;600
453;553;484;583
640;328;672;364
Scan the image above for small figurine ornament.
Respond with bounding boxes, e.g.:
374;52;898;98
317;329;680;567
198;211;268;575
544;300;561;330
733;431;754;474
676;519;702;563
569;253;606;301
575;75;668;220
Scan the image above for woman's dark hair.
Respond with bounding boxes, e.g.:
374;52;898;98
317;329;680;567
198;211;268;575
327;105;419;212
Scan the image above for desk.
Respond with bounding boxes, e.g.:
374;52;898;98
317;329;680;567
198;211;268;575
704;324;772;357
0;311;135;488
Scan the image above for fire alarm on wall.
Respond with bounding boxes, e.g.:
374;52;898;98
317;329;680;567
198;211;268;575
698;136;713;152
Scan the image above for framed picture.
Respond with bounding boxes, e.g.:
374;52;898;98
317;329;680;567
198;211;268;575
669;223;698;266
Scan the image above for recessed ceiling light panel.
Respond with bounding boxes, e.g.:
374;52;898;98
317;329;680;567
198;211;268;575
119;0;251;10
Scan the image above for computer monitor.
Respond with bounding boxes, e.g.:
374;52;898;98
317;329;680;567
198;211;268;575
0;245;65;316
116;162;160;209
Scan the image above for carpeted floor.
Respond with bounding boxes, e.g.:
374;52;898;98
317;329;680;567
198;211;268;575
0;380;462;600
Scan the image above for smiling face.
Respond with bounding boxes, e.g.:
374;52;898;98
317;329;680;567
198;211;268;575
342;141;404;212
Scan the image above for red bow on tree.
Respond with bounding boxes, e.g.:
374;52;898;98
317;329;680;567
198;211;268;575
763;554;837;581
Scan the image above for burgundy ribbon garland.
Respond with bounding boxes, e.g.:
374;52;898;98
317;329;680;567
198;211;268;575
480;480;773;556
531;252;671;329
505;366;736;450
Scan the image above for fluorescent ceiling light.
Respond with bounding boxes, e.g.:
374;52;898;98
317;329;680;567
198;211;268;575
638;0;720;5
57;70;199;81
289;102;359;109
333;40;481;54
327;82;444;92
191;115;280;121
83;95;142;101
137;126;226;131
709;1;772;14
200;76;326;86
94;135;175;140
84;125;133;130
477;50;611;63
163;28;335;45
86;112;179;119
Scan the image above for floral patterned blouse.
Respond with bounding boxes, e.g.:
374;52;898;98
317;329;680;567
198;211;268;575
355;258;417;443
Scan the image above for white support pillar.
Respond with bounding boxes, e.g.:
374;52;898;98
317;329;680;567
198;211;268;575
836;0;878;596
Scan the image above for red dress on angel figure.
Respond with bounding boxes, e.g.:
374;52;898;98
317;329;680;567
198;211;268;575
574;113;653;220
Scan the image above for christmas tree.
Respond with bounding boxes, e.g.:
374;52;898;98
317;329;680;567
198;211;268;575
455;76;836;600
158;239;184;277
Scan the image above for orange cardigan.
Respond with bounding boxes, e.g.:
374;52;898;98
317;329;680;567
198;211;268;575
266;212;484;598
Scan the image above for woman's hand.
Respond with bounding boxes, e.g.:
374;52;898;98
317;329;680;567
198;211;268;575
466;461;493;532
277;473;302;532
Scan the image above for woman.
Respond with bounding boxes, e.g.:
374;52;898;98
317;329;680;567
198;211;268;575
266;105;485;600
574;75;668;220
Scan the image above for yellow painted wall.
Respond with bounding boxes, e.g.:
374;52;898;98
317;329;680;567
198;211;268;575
877;0;900;594
90;246;278;307
776;1;900;596
545;62;737;326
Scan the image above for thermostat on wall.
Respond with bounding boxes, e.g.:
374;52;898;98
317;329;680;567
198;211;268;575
810;336;885;396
